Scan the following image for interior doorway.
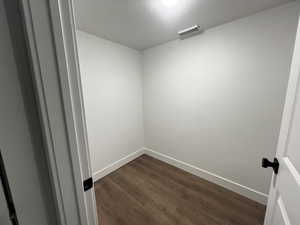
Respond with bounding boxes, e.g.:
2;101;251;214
71;1;300;225
2;0;300;225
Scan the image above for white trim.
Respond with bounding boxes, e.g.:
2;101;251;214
19;0;97;224
278;197;292;225
92;147;268;204
93;149;146;181
144;148;268;205
46;0;98;224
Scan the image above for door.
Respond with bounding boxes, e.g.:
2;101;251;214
0;0;57;224
264;15;300;225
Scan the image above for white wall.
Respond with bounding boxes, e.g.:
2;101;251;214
77;31;144;175
143;2;299;196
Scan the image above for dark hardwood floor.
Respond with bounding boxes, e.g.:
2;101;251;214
94;155;266;225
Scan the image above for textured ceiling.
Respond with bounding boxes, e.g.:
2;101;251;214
74;0;293;50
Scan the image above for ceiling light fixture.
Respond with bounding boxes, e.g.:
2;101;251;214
161;0;179;7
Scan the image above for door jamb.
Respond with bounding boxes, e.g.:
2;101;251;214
17;0;98;224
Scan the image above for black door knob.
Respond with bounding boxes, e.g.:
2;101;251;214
262;158;279;174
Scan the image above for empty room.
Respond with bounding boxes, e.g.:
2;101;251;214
1;0;300;225
72;0;300;224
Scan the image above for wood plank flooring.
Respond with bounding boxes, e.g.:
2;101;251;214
94;155;266;225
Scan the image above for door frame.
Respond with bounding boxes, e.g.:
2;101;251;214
15;0;98;225
15;0;300;224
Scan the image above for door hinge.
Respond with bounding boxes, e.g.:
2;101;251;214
83;177;93;192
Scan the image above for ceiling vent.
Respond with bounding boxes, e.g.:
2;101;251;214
178;25;202;39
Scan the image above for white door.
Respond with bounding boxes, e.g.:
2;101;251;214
264;15;300;225
0;0;56;224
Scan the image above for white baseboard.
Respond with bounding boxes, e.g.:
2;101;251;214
93;148;145;181
143;147;268;205
92;147;268;204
